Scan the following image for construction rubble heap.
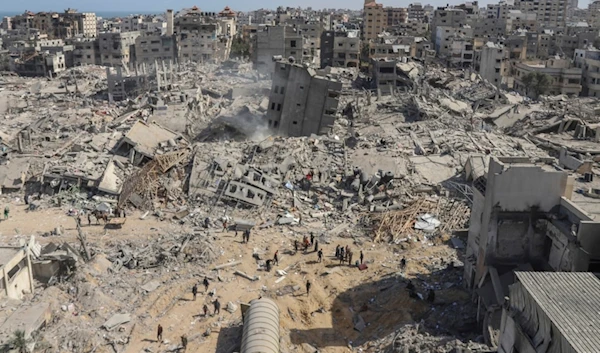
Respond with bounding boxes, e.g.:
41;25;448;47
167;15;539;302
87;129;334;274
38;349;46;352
1;58;599;353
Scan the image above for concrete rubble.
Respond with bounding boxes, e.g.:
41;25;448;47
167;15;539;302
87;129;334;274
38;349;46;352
2;56;599;353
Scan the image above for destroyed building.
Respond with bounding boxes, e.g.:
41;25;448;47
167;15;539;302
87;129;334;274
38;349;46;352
464;156;600;345
498;272;600;353
265;60;342;137
0;244;34;300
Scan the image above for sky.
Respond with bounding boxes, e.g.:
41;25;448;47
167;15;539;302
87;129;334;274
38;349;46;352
2;0;592;13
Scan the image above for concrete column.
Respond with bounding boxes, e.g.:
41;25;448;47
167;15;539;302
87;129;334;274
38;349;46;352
25;249;34;295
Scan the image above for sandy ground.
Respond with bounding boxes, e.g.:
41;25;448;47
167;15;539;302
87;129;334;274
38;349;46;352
0;197;467;353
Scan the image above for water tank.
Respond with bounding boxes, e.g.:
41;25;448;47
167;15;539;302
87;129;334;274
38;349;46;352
241;298;280;353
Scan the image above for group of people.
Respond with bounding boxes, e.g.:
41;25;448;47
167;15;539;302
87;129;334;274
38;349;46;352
295;233;318;254
335;245;364;266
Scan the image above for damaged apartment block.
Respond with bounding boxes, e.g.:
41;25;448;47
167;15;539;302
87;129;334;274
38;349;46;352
463;156;600;347
265;60;342;137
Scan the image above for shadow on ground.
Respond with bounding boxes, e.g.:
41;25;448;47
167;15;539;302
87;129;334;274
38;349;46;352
290;263;479;349
215;324;243;353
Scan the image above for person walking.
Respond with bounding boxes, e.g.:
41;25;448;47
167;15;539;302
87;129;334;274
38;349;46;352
348;251;353;266
306;280;311;296
192;284;198;301
4;205;9;220
360;250;364;264
203;277;210;293
203;304;209;316
273;250;279;265
317;249;323;263
157;324;163;342
213;299;221;315
314;240;319;252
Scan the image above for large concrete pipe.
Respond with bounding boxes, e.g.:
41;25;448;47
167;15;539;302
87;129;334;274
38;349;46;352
241;298;280;353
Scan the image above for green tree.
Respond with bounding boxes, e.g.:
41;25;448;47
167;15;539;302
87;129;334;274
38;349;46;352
522;72;535;97
532;72;550;97
230;37;250;59
522;72;550;98
9;330;30;353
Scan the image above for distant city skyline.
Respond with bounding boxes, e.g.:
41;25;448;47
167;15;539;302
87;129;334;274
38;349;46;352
2;0;593;14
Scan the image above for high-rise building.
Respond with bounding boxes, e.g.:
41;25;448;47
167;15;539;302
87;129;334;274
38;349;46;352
363;0;385;41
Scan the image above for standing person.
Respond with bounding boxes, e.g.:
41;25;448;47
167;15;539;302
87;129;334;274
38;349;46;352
339;249;345;265
306;280;311;295
87;213;92;226
360;250;364;264
348;251;353;266
204;217;210;229
213;298;221;315
203;304;209;316
317;249;323;263
222;219;228;232
314;240;319;252
273;250;279;265
400;257;407;268
294;240;298;253
335;245;340;258
310;233;315;245
157;324;163;342
265;259;272;272
192;284;198;301
203;277;210;293
181;335;188;351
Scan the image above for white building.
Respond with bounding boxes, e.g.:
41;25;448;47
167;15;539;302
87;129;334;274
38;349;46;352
474;42;507;86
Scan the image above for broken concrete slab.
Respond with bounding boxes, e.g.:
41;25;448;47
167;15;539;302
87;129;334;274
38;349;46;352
102;313;131;331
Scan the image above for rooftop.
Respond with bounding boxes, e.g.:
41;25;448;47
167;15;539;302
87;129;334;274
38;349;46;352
513;272;600;353
0;247;20;267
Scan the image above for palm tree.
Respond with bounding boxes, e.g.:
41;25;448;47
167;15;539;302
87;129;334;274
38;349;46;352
10;330;29;353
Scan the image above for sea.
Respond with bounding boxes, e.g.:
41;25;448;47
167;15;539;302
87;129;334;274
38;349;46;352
0;10;163;19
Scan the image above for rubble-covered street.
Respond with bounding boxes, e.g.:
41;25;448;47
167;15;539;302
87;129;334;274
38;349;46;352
1;57;599;353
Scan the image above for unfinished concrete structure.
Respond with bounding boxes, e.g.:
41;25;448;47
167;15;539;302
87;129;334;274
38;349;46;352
265;61;342;137
0;245;34;300
498;272;600;353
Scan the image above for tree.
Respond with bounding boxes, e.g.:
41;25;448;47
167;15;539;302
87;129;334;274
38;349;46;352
9;330;30;353
522;72;535;97
230;37;250;59
532;72;550;97
521;72;550;98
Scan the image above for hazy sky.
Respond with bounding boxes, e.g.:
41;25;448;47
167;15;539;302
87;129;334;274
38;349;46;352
3;0;592;13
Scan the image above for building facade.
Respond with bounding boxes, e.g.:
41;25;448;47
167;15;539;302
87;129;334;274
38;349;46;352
265;61;342;137
513;58;582;96
574;47;600;97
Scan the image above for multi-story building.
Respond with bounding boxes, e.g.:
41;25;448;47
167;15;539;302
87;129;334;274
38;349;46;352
12;50;66;76
135;33;176;64
363;0;386;41
98;31;140;67
430;8;467;42
120;16;144;33
252;25;303;73
407;3;426;21
320;30;361;68
513;0;568;27
2;17;12;31
392;19;430;36
504;10;537;33
265;61;342;137
474;41;508;86
385;7;408;27
574;47;600;97
174;6;236;64
79;13;97;37
69;37;100;66
435;25;473;57
513;58;582;96
588;0;600;27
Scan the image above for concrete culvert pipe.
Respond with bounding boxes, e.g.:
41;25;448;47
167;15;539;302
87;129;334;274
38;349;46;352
241;298;280;353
